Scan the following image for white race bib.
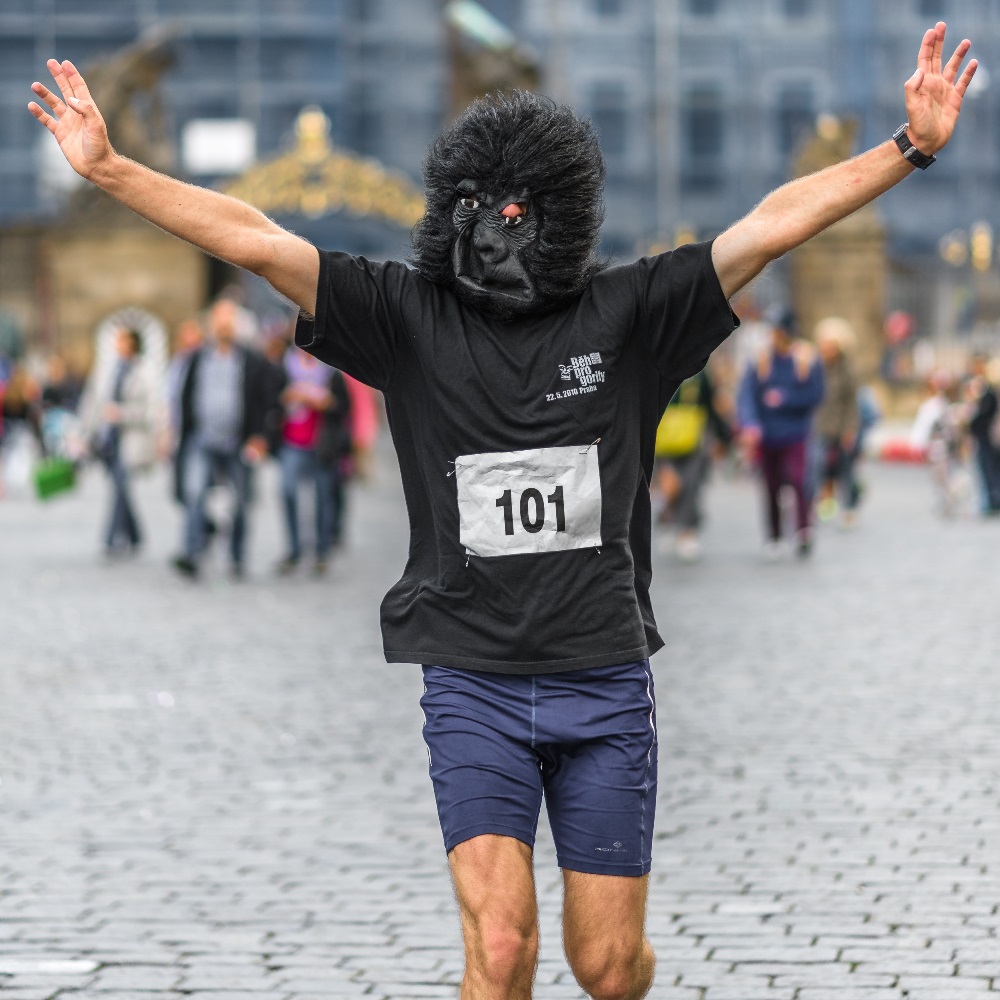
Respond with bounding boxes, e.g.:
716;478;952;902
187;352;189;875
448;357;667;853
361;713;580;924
455;445;603;558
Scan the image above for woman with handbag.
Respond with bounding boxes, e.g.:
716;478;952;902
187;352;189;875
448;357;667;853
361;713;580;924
79;327;159;556
652;368;732;561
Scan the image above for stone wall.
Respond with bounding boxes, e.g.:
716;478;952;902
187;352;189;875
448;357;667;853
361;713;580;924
0;223;207;374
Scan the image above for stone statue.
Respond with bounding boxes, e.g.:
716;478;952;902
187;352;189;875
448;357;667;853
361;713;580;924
788;114;887;381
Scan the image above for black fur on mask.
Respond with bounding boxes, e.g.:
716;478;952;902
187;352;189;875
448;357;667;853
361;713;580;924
410;90;607;320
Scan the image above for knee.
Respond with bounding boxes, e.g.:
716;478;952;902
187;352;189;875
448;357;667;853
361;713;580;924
569;938;654;1000
469;920;538;989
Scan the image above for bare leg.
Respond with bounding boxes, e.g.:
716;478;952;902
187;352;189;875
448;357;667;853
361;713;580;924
562;870;655;1000
449;834;539;1000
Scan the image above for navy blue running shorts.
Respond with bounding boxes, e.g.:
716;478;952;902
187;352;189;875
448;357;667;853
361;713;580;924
420;659;658;877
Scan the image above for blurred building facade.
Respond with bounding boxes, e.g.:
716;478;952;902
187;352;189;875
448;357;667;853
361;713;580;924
0;0;998;346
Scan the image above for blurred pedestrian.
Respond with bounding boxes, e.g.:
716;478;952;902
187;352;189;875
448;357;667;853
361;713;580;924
276;347;352;574
911;371;970;517
166;317;204;507
260;323;291;457
40;352;83;414
0;364;43;497
813;318;860;527
738;306;825;557
39;352;85;461
79;327;158;556
846;382;881;515
342;373;379;482
652;369;732;561
173;298;273;579
964;352;1000;515
319;367;352;551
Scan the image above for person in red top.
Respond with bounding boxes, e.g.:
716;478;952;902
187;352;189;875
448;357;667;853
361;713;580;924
277;345;340;574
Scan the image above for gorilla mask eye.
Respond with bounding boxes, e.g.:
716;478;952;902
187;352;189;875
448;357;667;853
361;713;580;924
459;196;480;210
503;214;524;228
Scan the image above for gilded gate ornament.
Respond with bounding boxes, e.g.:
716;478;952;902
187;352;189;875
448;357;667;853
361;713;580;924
224;107;424;228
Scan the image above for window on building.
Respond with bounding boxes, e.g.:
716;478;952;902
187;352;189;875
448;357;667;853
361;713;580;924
681;85;724;192
685;85;724;158
777;83;815;156
267;0;337;14
53;0;134;16
783;0;811;18
180;39;241;84
346;83;384;157
2;176;36;217
687;0;719;16
0;39;34;82
260;39;332;81
590;82;628;157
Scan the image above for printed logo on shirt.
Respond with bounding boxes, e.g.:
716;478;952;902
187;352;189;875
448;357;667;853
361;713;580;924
455;445;603;558
547;352;606;402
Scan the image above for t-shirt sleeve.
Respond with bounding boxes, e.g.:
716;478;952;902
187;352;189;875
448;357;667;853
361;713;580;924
294;250;410;392
630;240;739;381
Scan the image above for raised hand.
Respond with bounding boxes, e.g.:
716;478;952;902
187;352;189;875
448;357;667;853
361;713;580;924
905;22;978;155
28;59;113;180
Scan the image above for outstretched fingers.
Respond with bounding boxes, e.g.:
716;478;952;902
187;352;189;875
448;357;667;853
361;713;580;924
28;80;66;133
943;38;973;84
916;26;937;74
955;57;979;99
60;59;94;102
46;57;77;103
27;100;56;132
932;21;945;75
30;81;66;116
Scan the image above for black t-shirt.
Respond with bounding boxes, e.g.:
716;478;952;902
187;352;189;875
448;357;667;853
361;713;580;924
296;240;738;674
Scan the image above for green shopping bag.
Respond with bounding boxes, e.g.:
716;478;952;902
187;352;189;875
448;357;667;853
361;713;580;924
33;456;76;500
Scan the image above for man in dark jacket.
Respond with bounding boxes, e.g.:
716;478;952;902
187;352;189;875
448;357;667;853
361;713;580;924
174;297;272;578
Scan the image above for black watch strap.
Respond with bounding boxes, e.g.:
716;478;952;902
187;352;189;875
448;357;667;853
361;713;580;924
893;123;936;169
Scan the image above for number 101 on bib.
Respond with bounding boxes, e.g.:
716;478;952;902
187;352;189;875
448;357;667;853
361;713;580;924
455;445;603;558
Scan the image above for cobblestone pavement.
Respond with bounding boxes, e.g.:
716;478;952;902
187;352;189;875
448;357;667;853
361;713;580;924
1;447;997;999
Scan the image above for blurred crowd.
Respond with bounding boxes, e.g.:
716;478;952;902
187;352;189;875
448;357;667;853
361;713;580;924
3;297;999;571
651;306;1000;563
0;291;380;578
909;353;1000;519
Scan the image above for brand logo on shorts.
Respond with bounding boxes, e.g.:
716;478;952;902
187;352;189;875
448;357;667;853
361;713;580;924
594;840;626;854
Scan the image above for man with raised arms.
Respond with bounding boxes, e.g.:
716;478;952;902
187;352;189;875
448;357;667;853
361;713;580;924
29;24;976;1000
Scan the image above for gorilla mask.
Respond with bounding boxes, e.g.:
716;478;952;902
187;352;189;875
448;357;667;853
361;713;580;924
411;90;606;321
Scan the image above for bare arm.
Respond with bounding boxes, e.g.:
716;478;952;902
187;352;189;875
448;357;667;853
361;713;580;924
29;59;318;314
713;22;977;300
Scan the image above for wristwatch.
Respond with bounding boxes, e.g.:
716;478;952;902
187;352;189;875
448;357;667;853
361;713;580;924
893;123;936;169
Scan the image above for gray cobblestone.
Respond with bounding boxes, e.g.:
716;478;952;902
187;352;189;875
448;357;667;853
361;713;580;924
1;456;998;998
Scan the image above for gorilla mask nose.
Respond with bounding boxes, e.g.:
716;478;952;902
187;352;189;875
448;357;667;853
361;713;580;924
472;222;509;263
